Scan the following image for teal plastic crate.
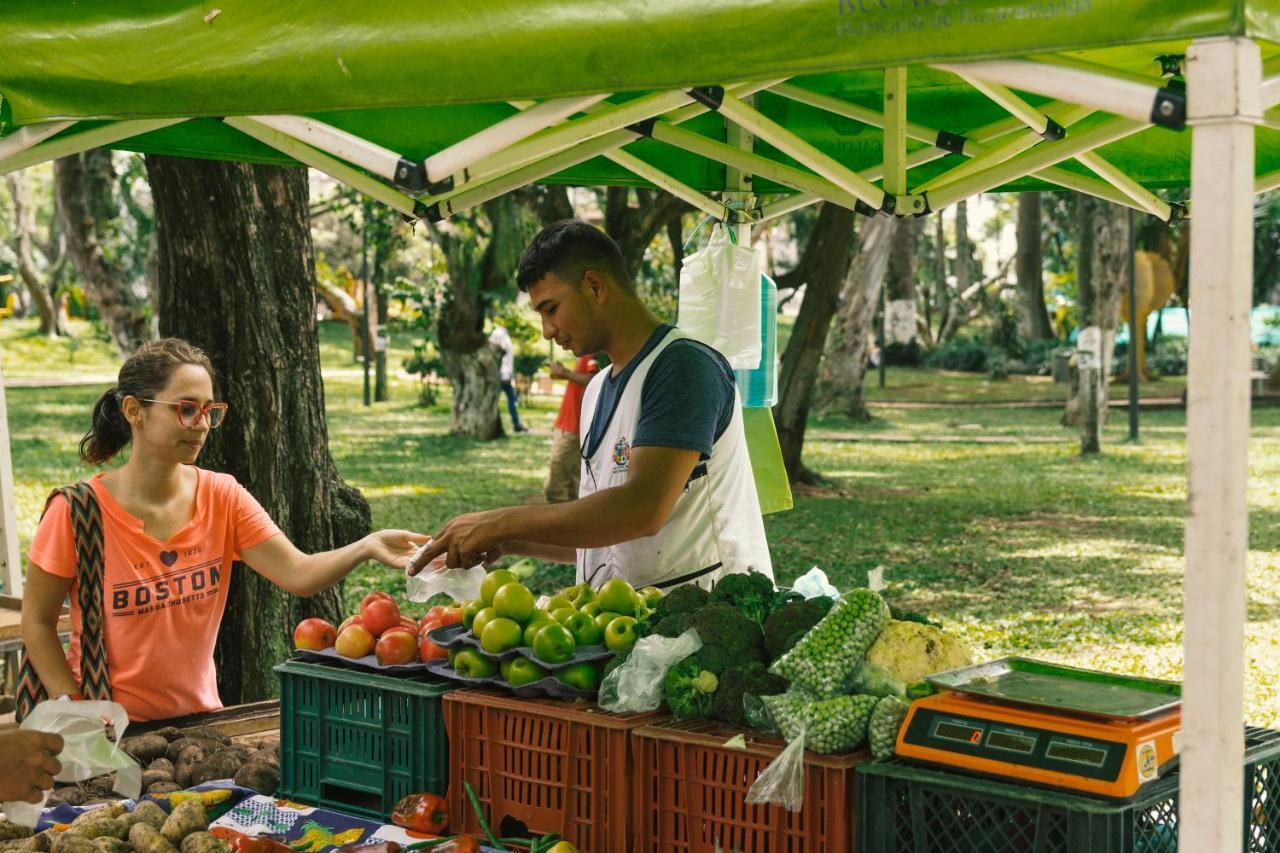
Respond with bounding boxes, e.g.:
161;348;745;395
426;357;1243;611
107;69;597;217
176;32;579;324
276;660;454;820
857;726;1280;853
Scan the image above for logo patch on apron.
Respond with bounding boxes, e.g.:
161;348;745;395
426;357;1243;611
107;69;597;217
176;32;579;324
612;437;632;473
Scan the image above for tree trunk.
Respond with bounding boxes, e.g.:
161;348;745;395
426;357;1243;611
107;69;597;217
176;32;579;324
667;214;685;285
603;188;689;280
373;254;389;403
54;152;153;354
6;173;68;337
145;154;372;705
1017;193;1055;340
884;217;920;345
1064;196;1095;428
938;201;973;342
431;194;538;438
817;215;897;420
772;204;856;484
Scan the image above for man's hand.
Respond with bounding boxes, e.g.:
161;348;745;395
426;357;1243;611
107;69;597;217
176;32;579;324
409;510;506;572
0;731;63;803
549;362;569;380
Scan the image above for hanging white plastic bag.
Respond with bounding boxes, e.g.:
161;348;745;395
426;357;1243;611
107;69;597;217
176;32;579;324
677;224;762;369
405;545;486;603
792;566;840;601
5;700;141;826
746;725;806;812
598;628;703;714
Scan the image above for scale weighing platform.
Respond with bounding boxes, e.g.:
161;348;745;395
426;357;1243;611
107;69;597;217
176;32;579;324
895;658;1182;799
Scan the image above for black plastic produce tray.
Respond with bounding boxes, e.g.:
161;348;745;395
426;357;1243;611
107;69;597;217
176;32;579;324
427;622;614;670
424;658;598;699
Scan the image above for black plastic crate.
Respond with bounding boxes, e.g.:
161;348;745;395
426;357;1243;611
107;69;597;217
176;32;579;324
857;726;1280;852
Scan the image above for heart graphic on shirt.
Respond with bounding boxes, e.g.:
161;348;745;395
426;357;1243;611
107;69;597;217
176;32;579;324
159;550;179;567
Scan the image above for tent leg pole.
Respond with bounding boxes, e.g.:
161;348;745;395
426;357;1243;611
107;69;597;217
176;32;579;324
1182;35;1260;852
0;362;21;596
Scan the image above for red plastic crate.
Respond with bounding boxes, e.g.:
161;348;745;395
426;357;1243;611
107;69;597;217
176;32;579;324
443;688;666;853
632;718;870;852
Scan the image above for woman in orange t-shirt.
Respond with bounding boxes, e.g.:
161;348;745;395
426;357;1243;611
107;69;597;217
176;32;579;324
21;338;427;722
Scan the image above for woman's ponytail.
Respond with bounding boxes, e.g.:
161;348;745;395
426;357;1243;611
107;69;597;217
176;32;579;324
79;387;133;465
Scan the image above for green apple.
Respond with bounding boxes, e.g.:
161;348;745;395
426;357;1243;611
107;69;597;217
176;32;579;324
563;612;603;646
532;623;576;664
453;648;498;679
522;612;554;646
580;601;602;618
639;586;663;608
545;595;575;612
594;611;623;631
556;662;602;692
480;568;519;605
462;599;485;630
596;578;637;616
471;606;498;640
499;658;516;681
448;646;462;668
493;582;536;624
571;586;596;609
481;617;523;654
604;616;638;652
504;657;550;686
551;607;578;625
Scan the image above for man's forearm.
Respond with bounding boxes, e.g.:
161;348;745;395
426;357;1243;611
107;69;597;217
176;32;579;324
493;487;660;550
502;541;577;564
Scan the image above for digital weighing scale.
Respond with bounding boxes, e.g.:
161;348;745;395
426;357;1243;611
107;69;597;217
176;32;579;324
895;658;1182;799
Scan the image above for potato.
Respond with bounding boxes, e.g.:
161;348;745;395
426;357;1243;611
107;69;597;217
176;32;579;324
124;802;168;832
79;776;116;798
65;822;123;842
160;801;208;845
153;728;183;743
90;840;129;853
146;782;181;796
24;831;54;852
1;841;32;853
174;745;207;789
70;805;126;829
233;761;279;795
247;750;278;770
0;824;32;842
147;758;176;776
50;834;95;853
128;824;176;853
120;735;170;764
164;739;221;766
179;834;229;853
50;787;86;807
188;749;246;788
178;728;229;748
142;769;174;790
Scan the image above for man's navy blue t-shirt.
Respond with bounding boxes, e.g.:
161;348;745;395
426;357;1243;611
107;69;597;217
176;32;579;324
582;325;736;462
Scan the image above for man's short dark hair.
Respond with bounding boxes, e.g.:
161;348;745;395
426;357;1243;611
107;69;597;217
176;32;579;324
516;220;631;293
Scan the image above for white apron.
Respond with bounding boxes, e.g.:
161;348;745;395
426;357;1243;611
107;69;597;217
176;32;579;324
576;328;773;590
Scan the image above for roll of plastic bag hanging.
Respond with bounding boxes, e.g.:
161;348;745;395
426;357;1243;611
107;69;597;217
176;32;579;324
677;224;762;369
734;272;778;408
405;542;486;603
5;700;142;826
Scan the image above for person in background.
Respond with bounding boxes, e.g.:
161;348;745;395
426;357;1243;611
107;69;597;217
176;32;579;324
489;323;528;434
544;352;600;502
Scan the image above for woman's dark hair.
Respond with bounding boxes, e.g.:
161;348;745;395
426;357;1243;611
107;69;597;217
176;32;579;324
516;219;631;293
80;338;217;465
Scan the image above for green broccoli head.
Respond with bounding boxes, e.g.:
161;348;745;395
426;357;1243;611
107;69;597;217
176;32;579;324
762;595;835;661
709;570;776;626
650;611;694;639
687;603;765;674
662;655;720;720
711;661;789;726
652;583;711;621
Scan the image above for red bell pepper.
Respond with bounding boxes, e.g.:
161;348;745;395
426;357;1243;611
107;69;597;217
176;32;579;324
391;792;450;835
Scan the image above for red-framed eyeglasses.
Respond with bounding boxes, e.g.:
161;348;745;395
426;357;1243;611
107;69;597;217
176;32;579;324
138;398;229;429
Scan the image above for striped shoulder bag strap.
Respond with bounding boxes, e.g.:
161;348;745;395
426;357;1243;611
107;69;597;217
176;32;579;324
14;481;113;721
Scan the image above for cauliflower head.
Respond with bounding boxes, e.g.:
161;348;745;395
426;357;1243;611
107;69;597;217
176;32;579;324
865;620;973;683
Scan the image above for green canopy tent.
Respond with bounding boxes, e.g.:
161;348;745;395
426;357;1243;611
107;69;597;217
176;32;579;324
2;2;1278;844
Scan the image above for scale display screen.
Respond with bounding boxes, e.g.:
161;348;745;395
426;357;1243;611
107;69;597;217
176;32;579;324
934;720;984;745
1045;740;1109;768
987;730;1037;755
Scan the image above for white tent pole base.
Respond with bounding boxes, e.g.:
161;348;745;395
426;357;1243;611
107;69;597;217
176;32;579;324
1181;34;1261;853
0;361;21;597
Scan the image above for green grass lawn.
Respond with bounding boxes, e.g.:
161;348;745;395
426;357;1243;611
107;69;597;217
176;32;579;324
3;318;1276;726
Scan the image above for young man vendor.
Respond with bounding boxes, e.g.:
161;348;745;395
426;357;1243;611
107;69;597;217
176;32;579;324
411;219;771;590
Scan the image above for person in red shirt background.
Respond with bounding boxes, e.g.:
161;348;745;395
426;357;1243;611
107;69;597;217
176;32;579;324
543;353;600;502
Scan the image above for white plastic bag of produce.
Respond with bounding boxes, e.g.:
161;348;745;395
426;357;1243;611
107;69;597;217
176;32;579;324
676;224;762;369
598;628;702;714
746;726;806;812
405;543;485;602
792;566;840;600
5;700;141;826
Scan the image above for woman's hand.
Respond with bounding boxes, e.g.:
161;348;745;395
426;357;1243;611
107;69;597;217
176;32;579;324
364;529;431;570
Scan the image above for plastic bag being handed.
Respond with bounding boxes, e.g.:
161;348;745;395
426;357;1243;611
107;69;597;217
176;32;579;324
792;566;840;601
405;544;485;603
676;224;762;369
598;628;702;714
745;725;806;812
5;700;141;826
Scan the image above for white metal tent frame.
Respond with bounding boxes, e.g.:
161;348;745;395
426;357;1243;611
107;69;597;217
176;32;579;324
0;35;1271;848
